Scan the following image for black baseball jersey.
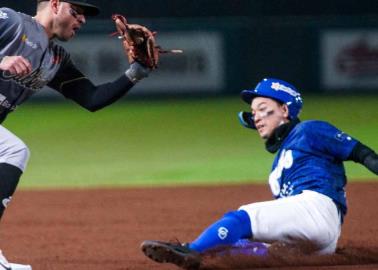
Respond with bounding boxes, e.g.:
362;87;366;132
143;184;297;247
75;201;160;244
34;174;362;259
0;7;134;123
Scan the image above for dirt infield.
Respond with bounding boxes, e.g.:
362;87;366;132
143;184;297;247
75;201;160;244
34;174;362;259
1;182;377;270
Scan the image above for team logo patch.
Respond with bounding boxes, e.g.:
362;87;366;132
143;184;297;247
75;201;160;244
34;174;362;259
52;55;62;65
218;227;229;240
0;93;15;111
22;34;38;49
0;10;8;19
335;132;352;142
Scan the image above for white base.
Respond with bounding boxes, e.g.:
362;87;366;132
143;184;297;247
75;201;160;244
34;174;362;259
9;263;32;270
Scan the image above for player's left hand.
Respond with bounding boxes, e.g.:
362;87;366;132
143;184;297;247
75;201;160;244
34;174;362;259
111;14;182;69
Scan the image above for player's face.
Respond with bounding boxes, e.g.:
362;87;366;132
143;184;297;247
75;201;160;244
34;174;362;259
53;3;86;41
251;97;289;139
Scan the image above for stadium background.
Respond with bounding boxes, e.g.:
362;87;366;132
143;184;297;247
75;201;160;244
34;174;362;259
1;0;378;188
0;2;378;270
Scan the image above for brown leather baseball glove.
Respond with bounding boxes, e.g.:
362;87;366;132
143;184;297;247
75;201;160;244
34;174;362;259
112;14;182;69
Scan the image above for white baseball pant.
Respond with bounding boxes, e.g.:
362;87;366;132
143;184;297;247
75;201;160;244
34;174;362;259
0;125;30;172
239;190;341;254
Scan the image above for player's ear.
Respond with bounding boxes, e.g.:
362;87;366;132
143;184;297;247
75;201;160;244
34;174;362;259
281;104;289;118
51;0;60;14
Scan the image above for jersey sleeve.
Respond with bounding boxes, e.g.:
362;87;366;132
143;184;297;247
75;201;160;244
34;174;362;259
0;8;21;56
47;55;89;93
305;121;358;161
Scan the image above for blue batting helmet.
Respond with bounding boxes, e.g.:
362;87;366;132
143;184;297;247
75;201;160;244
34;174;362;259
239;78;303;129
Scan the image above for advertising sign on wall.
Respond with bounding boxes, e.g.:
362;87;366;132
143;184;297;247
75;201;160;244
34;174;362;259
321;30;378;90
59;31;225;94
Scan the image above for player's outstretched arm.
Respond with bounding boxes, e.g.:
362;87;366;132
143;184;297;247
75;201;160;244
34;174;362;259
48;59;149;112
348;142;378;175
48;14;181;111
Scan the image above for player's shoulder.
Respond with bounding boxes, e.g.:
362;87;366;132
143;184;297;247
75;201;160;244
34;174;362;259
295;120;336;133
0;7;23;25
298;120;332;128
0;7;20;18
0;7;16;14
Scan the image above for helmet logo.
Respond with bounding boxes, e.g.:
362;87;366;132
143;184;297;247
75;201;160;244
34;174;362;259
271;82;299;97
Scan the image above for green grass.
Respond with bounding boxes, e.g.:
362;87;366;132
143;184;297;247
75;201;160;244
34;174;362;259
4;95;378;189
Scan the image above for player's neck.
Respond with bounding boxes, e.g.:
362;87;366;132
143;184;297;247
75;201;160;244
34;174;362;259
34;12;54;40
265;118;300;153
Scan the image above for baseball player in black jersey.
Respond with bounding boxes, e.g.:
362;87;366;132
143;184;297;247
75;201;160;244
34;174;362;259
0;1;151;268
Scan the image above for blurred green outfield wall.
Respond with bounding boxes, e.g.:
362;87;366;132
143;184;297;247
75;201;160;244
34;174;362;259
5;96;378;189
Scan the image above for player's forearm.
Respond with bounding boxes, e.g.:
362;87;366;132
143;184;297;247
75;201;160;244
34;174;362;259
363;153;378;175
348;142;378;175
62;74;135;112
57;61;150;111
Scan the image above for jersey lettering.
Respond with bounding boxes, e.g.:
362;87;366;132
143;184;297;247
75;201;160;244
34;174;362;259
269;149;293;196
1;68;48;91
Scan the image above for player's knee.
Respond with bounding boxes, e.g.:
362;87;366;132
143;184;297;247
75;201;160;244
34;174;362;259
6;139;31;172
18;144;30;171
224;210;248;221
307;227;339;252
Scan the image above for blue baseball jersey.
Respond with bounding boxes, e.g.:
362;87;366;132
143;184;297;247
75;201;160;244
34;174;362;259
269;120;358;215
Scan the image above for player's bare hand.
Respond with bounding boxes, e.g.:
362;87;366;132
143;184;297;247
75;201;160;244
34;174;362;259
0;56;32;76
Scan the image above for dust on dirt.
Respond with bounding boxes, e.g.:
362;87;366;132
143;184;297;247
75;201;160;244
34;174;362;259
1;182;377;269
